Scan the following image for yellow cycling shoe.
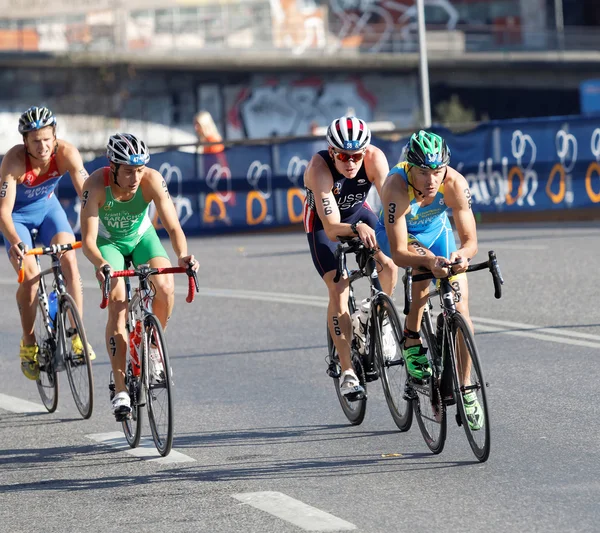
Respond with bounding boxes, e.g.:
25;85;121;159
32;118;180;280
71;334;96;362
20;341;40;381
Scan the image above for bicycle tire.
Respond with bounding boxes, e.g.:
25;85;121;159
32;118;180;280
373;293;412;432
122;361;143;449
59;293;94;419
144;314;174;456
327;327;367;426
412;308;447;454
450;312;491;462
34;295;58;413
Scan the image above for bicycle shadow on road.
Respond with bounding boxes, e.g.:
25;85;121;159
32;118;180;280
172;424;399;450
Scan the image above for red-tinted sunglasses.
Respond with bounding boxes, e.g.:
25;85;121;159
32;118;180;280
334;150;365;163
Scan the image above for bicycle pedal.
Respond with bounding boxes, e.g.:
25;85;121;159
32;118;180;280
364;370;379;382
326;364;340;379
344;390;365;402
114;407;132;422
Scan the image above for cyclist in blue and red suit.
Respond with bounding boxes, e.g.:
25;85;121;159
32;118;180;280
378;130;483;430
0;106;95;381
303;116;397;399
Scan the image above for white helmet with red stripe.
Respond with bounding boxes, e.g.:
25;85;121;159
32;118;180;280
106;133;150;165
326;116;371;151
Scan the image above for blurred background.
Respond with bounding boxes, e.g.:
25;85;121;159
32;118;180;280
1;0;600;234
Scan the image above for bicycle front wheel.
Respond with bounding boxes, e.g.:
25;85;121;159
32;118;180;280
327;328;367;426
450;312;491;462
60;293;94;419
144;314;174;456
373;293;412;432
412;308;447;454
34;297;58;413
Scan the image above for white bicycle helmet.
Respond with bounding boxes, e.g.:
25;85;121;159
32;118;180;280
106;133;150;166
326;116;371;151
18;106;57;134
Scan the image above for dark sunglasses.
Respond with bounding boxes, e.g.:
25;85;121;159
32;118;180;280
333;150;365;163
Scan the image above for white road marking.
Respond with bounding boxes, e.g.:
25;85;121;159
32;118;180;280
1;278;597;348
472;316;600;341
86;432;196;463
0;393;48;414
478;243;548;250
232;491;357;531
473;323;600;349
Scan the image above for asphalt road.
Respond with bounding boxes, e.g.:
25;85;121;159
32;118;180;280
1;222;599;533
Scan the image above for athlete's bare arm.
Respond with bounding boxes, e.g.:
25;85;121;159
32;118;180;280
143;170;197;269
444;169;478;273
80;171;109;273
0;147;26;259
304;154;377;246
364;146;390;198
58;140;88;200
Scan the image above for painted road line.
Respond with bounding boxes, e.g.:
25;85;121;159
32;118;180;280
86;432;196;464
477;243;548;250
232;491;356;532
472;316;600;342
0;393;48;414
2;279;599;347
473;323;600;349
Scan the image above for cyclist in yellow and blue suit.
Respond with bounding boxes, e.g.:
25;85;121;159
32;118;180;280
375;160;456;260
379;130;484;431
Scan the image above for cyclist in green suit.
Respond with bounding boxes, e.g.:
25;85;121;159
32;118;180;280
80;133;199;420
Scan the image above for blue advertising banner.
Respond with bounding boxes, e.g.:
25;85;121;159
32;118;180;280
3;113;600;240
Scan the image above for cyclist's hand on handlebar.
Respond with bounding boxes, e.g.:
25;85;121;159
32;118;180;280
178;255;199;272
428;255;451;278
355;223;377;249
10;242;27;263
96;263;112;284
448;252;468;274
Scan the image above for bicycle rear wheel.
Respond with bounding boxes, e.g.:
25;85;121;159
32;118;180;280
327;328;367;426
122;363;143;449
373;293;412;432
144;314;174;456
59;293;94;419
34;297;58;413
450;312;490;462
412;308;447;454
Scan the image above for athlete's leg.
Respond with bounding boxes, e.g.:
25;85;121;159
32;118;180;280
307;226;354;376
147;256;174;329
361;206;398;295
98;240;128;395
40;200;83;316
5;223;38;345
131;227;172;330
323;270;353;373
428;222;474;385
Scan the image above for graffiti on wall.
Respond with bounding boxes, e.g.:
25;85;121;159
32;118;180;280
226;77;376;139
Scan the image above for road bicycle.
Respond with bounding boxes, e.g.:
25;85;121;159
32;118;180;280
100;262;199;457
326;237;411;429
401;250;504;462
18;229;94;418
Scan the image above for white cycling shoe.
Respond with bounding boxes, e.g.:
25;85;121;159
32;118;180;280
339;370;365;399
112;391;131;421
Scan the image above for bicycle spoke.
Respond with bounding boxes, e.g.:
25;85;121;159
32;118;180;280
451;313;491;462
145;314;174;456
34;296;58;413
328;327;367;426
61;294;94;419
412;309;446;454
375;294;412;432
